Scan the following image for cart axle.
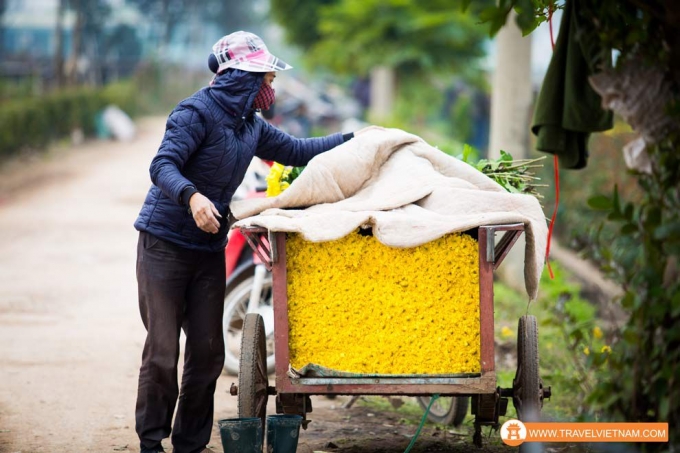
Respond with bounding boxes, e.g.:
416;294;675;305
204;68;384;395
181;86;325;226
229;383;277;396
499;385;552;400
543;386;552;400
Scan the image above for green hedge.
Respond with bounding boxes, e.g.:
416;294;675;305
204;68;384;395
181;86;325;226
0;81;138;158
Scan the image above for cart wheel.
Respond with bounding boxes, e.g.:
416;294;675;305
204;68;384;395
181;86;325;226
512;315;542;422
238;313;268;435
416;396;468;426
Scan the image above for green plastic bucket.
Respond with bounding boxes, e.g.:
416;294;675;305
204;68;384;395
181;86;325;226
218;417;263;453
266;415;303;453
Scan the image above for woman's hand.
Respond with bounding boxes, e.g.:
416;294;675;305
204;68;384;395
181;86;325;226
189;193;222;234
354;125;386;136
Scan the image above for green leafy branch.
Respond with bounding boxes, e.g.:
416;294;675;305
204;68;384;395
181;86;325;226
460;145;547;198
282;165;305;185
464;0;563;37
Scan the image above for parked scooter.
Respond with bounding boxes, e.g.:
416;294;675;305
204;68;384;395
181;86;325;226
223;161;275;376
416;396;469;426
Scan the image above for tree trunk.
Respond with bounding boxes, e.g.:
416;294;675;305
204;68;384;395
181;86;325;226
54;0;66;88
161;0;171;52
67;0;84;86
0;0;6;63
488;12;533;291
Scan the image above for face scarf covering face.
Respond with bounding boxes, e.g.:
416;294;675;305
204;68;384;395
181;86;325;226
253;82;275;110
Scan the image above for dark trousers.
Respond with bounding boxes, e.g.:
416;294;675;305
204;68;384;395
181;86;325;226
135;232;226;453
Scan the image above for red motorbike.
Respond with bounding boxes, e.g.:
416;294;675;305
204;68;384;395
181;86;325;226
222;163;275;376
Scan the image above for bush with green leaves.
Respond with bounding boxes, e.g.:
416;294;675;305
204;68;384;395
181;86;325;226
533;126;640;259
0;81;137;158
538;264;614;417
493;261;614;421
469;0;680;446
584;133;680;429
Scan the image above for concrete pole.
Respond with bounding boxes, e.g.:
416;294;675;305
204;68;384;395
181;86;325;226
488;15;535;294
369;66;396;122
489;14;533;159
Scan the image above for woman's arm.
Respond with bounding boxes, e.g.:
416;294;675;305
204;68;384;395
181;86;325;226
254;116;344;166
149;101;207;204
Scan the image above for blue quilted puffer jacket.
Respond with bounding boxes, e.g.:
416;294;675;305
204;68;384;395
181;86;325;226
134;69;344;252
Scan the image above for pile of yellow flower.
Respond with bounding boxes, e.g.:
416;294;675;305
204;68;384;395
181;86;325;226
265;163;291;197
286;231;481;375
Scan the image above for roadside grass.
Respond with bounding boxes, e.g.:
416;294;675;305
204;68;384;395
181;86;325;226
356;395;515;450
494;261;612;423
356;396;424;423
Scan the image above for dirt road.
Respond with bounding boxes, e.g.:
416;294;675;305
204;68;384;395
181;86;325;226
0;118;510;453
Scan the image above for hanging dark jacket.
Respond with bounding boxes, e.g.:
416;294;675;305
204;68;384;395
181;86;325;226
530;0;613;169
134;69;344;252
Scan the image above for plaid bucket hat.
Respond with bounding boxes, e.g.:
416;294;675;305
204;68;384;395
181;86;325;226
211;31;293;73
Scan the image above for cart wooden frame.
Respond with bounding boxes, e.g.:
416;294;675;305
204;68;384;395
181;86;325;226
235;223;550;447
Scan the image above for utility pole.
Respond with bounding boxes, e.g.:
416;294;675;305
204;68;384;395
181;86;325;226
489;14;535;291
489;14;532;159
369;66;396;122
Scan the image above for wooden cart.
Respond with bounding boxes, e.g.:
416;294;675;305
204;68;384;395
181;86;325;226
231;224;551;449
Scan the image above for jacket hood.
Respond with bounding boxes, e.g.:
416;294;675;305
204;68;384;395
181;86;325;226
208;69;264;120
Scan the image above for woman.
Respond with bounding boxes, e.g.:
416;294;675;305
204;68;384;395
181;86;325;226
133;30;372;453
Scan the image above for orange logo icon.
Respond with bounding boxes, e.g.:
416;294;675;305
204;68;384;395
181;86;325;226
501;419;527;446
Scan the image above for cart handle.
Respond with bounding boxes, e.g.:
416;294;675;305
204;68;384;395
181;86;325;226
240;227;277;271
480;223;524;270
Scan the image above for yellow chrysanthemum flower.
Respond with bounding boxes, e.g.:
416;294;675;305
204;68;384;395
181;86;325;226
593;326;603;339
266;163;301;197
601;345;612;354
265;163;285;197
286;231;481;375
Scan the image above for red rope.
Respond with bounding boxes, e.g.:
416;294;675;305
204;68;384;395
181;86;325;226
548;7;555;49
545;155;559;279
545;6;559;279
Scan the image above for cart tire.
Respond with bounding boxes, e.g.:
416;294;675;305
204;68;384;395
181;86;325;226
238;313;268;435
513;315;542;423
416;396;468;426
223;273;275;376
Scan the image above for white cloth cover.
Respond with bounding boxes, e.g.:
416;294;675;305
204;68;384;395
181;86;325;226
231;129;548;299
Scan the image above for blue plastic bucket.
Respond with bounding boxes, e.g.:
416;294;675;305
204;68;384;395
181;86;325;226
266;415;303;453
218;417;263;453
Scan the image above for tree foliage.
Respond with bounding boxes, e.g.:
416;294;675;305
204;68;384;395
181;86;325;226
320;0;486;77
270;0;337;51
472;0;559;37
271;0;488;79
476;0;680;445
